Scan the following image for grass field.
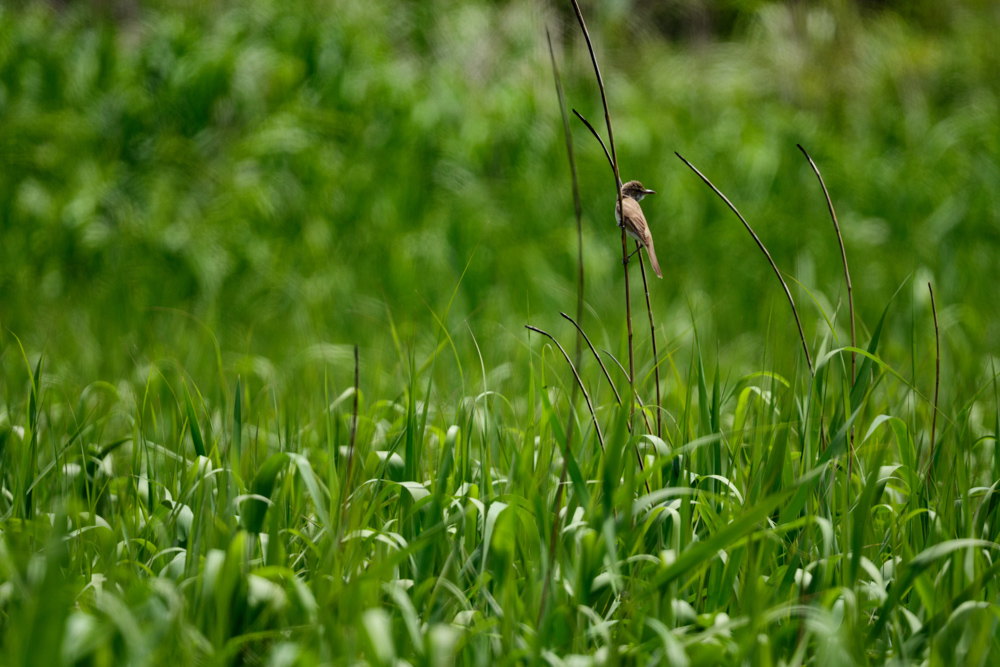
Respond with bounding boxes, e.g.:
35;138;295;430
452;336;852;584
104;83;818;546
2;0;1000;664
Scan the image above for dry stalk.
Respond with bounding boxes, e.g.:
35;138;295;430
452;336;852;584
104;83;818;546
574;106;662;435
599;347;659;438
526;325;606;452
797;145;854;379
675;152;814;375
567;0;635;429
797;144;855;478
637;247;662;438
546;29;585;423
540;28;586;626
560;312;652;495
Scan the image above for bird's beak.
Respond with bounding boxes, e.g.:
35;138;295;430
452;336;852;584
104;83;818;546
644;189;657;195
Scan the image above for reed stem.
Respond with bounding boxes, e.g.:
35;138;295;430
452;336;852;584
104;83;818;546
676;152;814;375
568;0;635;429
637;246;662;438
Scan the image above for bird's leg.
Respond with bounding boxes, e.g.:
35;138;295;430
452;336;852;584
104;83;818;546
621;246;641;266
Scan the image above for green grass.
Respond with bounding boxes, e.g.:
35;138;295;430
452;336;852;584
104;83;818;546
2;0;1000;664
2;0;999;382
3;284;1000;664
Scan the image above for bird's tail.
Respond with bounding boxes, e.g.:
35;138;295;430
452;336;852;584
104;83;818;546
645;239;663;279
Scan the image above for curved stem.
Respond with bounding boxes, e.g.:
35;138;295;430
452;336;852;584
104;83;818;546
560;312;621;405
541;28;586;626
637;246;662;439
599;348;656;437
525;325;606;453
798;145;854;380
797;144;854;481
676;152;813;375
571;109;621;188
561;312;653;494
568;0;634;430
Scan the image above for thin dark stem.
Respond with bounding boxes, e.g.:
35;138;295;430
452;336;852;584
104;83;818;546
526;326;606;452
797;145;854;482
637;246;662;439
928;282;940;489
560;312;620;402
798;145;854;381
568;0;634;430
599;348;656;437
563;109;640;426
675;152;814;375
541;28;585;627
340;344;360;540
560;312;652;494
566;6;623;195
571;109;621;187
546;29;586;453
549;33;584;230
526;324;617;536
601;349;630;383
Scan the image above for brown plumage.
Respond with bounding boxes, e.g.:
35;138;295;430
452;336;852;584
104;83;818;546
615;180;662;278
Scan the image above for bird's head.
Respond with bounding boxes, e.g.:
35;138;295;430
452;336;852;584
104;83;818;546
622;180;656;201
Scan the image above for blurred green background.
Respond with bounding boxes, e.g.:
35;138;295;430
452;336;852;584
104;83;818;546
1;0;998;390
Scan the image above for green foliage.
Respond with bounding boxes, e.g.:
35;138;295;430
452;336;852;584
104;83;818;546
1;0;998;384
2;279;999;663
2;0;1000;664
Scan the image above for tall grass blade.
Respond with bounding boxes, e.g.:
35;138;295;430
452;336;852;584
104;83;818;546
183;381;207;458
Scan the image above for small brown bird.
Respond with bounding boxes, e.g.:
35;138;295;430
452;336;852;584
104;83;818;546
615;180;662;278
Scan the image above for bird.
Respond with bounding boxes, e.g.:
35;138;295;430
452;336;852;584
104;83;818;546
615;179;662;278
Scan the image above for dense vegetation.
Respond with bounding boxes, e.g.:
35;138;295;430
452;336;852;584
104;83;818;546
2;0;999;664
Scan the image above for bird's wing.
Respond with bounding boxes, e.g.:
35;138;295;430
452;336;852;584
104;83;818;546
622;198;652;246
